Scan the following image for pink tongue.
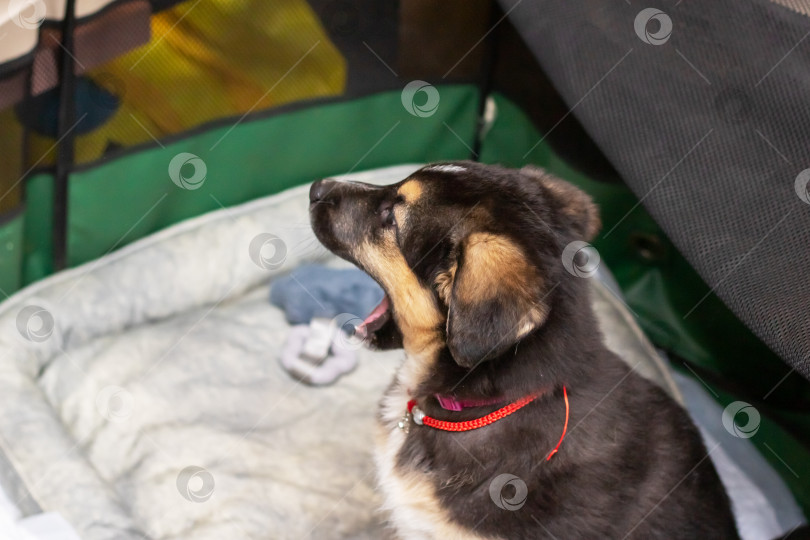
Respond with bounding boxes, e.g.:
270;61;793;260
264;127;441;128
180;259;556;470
355;295;390;338
363;294;390;325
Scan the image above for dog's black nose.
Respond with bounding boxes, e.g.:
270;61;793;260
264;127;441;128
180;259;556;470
309;179;335;203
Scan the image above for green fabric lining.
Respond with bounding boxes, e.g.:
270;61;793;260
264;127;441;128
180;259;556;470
0;212;23;294
66;85;479;265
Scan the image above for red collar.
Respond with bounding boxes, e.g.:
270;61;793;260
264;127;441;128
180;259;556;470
405;387;570;461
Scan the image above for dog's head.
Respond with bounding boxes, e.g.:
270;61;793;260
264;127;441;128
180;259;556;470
309;162;600;370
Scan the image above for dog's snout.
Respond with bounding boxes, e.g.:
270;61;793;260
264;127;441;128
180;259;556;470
309;179;336;203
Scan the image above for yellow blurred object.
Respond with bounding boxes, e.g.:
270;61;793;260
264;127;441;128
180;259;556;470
26;0;346;166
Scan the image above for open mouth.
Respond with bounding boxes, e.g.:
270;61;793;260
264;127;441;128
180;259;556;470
355;294;391;340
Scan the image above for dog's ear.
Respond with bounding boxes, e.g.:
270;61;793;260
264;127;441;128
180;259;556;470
439;233;549;369
521;166;601;241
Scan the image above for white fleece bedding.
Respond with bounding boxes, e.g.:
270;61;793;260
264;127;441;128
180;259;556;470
0;166;421;539
0;164;802;539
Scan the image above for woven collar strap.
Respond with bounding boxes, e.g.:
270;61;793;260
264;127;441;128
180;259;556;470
405;387;570;461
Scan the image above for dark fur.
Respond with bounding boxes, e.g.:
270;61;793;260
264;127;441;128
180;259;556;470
310;162;739;539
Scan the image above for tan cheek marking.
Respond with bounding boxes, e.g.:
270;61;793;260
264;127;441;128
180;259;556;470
397;180;424;204
355;238;443;358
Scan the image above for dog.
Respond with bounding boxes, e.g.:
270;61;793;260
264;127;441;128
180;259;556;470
309;162;738;539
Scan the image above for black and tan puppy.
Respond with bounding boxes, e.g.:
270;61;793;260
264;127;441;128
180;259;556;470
309;162;738;539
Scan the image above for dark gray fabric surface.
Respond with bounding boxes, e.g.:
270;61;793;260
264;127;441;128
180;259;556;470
500;0;810;378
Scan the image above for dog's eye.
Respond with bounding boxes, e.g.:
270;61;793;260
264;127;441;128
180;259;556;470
379;203;396;228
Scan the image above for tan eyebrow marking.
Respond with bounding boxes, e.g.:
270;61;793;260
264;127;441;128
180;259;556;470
397;180;424;204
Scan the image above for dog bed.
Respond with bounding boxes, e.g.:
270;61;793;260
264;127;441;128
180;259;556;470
0;165;800;539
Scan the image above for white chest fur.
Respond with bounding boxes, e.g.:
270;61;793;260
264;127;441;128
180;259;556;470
373;359;496;540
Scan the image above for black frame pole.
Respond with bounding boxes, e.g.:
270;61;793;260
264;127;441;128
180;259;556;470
53;0;78;270
471;0;501;161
